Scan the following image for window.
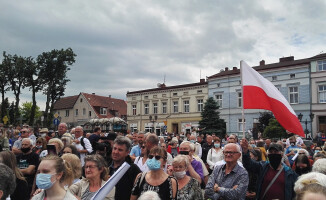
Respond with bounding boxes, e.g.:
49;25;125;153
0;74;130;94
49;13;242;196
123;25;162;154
290;74;295;79
173;93;177;96
238;119;246;132
132;105;137;115
217;83;220;87
153;103;158;114
83;108;86;115
183;92;188;95
58;111;60;115
238;92;242;107
319;85;326;103
183;100;189;113
65;110;69;117
162;102;167;114
197;99;203;112
162;94;166;97
272;76;277;81
144;104;149;114
173;101;178;113
80;98;83;102
153;95;157;98
100;107;107;115
318;60;326;71
144;96;148;99
89;111;92;117
197;90;202;94
132;97;136;100
75;109;78;116
289;86;299;104
215;94;223;108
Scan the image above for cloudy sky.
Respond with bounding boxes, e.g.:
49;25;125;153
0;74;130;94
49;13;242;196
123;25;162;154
1;0;325;110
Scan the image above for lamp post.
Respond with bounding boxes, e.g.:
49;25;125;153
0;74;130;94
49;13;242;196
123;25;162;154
297;113;314;139
149;115;157;134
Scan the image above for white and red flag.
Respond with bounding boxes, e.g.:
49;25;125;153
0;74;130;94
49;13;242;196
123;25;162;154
241;60;304;137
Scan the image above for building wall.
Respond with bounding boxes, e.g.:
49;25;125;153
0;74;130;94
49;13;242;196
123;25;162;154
208;63;311;137
127;84;208;134
311;59;326;135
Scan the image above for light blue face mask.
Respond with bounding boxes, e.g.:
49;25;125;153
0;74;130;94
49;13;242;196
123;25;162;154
146;158;161;171
36;173;57;190
214;143;220;148
190;140;196;144
251;144;257;148
315;150;320;154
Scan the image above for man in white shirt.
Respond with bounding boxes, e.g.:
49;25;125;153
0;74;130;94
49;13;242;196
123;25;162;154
73;126;93;166
286;134;304;147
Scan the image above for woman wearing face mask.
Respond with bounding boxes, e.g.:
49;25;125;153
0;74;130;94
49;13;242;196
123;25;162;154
172;155;202;200
32;137;47;155
131;146;178;200
293;154;312;176
32;155;78;200
206;138;223;171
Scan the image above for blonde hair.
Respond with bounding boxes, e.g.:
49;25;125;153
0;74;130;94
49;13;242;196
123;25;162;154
41;155;74;185
48;138;64;151
61;153;82;184
172;155;189;168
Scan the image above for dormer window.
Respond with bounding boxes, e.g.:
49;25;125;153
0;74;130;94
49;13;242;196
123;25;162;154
100;107;107;115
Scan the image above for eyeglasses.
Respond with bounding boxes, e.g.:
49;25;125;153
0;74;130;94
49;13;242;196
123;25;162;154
148;155;161;160
85;165;97;169
223;151;240;155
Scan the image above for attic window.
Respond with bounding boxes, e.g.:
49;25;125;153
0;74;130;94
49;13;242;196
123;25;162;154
80;98;83;102
197;90;202;94
144;96;148;99
217;83;220;87
290;74;295;79
100;107;107;115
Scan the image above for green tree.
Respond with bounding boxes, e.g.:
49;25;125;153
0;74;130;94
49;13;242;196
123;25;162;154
199;97;226;137
20;102;42;124
263;118;287;139
37;48;76;126
24;56;42;125
0;55;10;120
0;98;10;123
258;112;274;133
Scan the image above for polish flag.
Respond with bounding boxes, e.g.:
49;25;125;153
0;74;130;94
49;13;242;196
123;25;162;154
241;60;304;137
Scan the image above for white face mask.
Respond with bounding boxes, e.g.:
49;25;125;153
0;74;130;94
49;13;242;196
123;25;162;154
41;133;46;138
173;171;186;179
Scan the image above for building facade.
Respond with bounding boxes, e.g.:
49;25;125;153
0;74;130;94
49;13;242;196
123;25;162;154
310;53;326;134
208;56;312;137
126;80;208;135
53;92;127;128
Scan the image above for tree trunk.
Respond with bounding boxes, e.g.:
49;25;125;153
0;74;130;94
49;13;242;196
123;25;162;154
29;84;36;126
44;89;51;126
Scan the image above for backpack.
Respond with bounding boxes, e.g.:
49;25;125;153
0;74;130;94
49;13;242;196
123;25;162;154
80;137;92;154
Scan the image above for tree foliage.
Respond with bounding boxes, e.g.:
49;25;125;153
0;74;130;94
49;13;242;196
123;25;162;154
263;118;287;139
20;102;42;124
199;97;226;137
258;112;274;133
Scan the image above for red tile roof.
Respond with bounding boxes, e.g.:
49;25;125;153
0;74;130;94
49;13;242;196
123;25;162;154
82;93;127;118
53;95;79;110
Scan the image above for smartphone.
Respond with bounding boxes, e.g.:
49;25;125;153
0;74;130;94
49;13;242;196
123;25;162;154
47;144;56;155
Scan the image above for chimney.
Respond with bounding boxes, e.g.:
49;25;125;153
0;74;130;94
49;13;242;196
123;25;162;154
200;78;205;83
232;67;237;70
92;93;95;95
279;56;294;62
109;95;111;98
225;67;229;71
260;60;265;66
160;83;166;88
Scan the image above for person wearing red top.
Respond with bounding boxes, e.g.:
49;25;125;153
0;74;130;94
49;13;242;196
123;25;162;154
167;138;179;158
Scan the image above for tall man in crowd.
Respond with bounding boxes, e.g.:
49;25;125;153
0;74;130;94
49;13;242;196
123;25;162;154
74;126;93;166
130;132;145;161
109;136;141;199
16;138;39;195
57;122;68;138
205;143;249;200
12;128;30;155
241;139;297;200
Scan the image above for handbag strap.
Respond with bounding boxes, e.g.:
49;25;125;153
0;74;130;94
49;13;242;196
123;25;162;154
262;165;284;199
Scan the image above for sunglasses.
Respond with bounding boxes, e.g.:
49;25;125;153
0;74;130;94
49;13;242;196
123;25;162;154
21;131;27;134
141;146;145;149
148;155;161;160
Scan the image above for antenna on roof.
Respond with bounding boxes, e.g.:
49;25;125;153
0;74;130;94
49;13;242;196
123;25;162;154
200;69;202;79
163;74;166;84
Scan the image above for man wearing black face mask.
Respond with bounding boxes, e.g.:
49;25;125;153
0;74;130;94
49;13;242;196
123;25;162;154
16;138;39;196
241;139;297;200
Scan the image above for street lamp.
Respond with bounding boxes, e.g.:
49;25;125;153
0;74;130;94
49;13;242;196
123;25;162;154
149;115;158;133
297;113;314;139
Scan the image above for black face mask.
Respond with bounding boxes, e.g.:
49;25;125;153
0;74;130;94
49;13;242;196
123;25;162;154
179;151;189;155
268;154;282;170
295;167;310;176
21;147;31;153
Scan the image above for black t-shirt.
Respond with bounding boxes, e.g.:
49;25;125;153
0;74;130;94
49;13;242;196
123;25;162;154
202;142;214;163
11;178;29;200
89;134;100;148
16;152;39;189
109;162;141;200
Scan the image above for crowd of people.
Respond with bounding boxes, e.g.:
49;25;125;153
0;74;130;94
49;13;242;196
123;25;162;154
0;123;326;200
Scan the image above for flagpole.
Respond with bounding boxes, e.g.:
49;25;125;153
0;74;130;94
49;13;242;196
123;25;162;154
240;60;245;139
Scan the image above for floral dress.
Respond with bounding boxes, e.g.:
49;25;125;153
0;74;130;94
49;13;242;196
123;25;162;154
177;178;203;200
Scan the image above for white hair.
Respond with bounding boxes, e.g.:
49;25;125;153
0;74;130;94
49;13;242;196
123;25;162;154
224;143;241;153
180;141;195;151
138;191;161;200
294;172;326;193
298;149;310;157
312;159;326;175
22;138;33;146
